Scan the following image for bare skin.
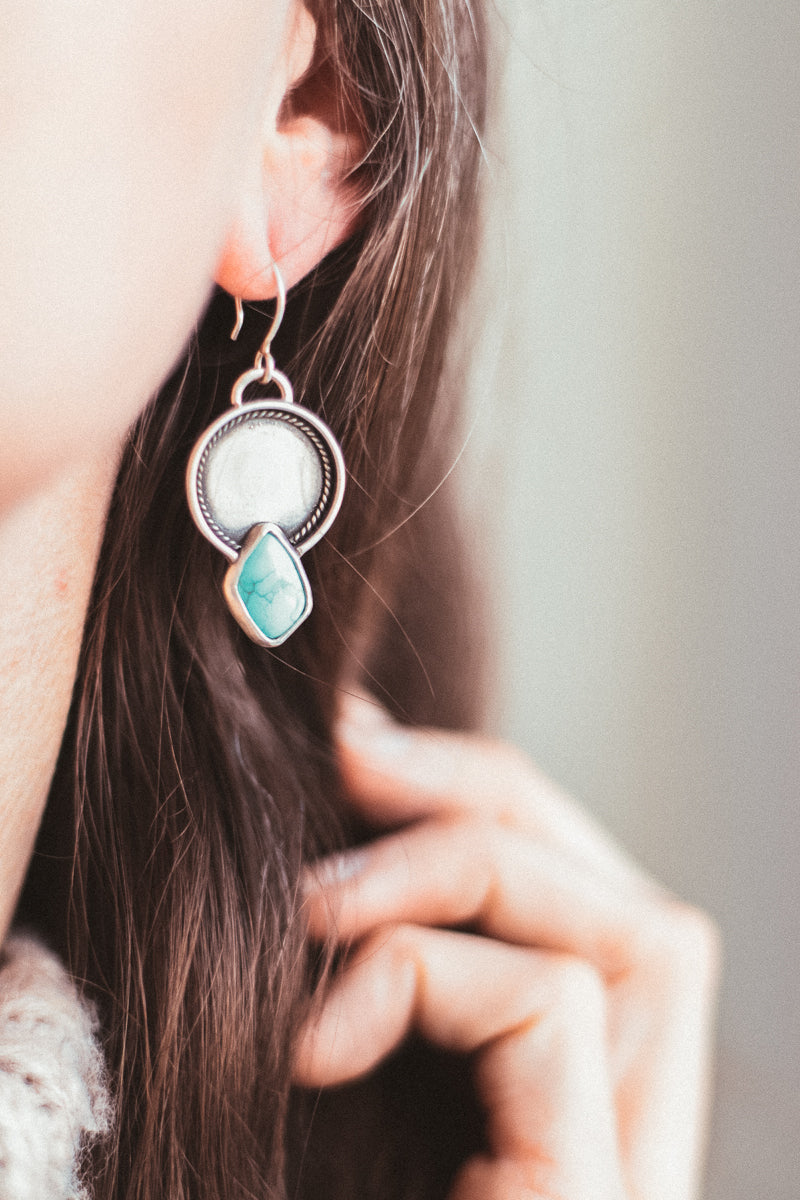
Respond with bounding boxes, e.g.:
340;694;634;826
0;459;118;939
0;2;718;1193
299;695;720;1199
0;0;356;944
0;0;294;939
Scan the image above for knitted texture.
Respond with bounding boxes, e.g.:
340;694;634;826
0;935;112;1200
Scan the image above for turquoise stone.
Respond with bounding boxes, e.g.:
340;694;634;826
235;529;308;642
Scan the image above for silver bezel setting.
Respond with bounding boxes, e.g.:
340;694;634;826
186;398;346;563
222;523;313;648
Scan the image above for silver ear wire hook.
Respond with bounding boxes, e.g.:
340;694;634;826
254;266;286;378
231;297;245;342
229;266;287;385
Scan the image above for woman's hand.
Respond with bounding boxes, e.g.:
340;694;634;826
296;695;719;1200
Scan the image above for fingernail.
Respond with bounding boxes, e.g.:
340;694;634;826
304;848;369;892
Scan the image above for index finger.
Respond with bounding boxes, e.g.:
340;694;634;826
336;692;654;894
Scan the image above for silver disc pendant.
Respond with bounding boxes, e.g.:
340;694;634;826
186;395;345;647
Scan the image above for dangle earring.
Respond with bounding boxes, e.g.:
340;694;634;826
186;268;345;647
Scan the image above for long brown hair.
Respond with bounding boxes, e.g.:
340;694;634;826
20;1;487;1196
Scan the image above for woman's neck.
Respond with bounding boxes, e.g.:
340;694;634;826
0;455;117;944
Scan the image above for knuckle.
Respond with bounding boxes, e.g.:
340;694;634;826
649;900;722;982
356;925;425;1002
494;737;536;776
673;901;722;962
357;923;411;968
457;818;502;867
545;955;607;1017
383;922;425;965
480;735;539;787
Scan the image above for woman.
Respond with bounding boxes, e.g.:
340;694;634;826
0;0;718;1197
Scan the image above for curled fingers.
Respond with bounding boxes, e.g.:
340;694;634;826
295;925;626;1200
337;692;654;895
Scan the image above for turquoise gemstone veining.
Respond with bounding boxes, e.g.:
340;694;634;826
234;528;309;643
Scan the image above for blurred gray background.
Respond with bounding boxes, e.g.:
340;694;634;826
461;2;799;1196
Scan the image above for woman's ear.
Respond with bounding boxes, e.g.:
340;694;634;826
215;2;364;300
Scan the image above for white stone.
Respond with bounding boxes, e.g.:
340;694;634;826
202;418;323;542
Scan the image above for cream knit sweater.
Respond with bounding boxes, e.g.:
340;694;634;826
0;936;112;1200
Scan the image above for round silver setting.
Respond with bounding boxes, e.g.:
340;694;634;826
186;398;345;563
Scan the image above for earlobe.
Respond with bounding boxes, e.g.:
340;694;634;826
215;5;364;300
